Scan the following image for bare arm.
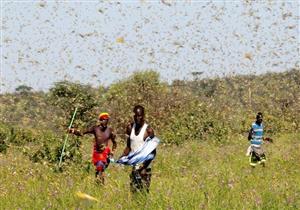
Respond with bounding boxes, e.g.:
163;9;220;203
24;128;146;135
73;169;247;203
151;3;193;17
121;137;131;157
110;129;117;153
146;126;155;139
121;123;132;157
69;126;94;136
247;128;253;141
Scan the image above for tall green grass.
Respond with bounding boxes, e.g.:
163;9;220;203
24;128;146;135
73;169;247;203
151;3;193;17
0;133;299;209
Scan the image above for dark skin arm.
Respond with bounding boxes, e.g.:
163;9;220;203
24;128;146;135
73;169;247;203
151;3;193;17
69;126;117;153
247;127;273;143
110;130;117;154
146;126;155;139
248;128;253;141
68;126;94;136
121;123;133;157
68;126;98;151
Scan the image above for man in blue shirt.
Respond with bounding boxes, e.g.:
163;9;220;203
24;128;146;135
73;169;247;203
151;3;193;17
247;112;267;167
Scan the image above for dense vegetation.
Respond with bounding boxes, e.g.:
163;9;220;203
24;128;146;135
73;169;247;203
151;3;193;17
0;69;299;209
1;69;299;146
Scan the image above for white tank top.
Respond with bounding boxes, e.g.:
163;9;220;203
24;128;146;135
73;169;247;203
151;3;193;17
130;123;148;153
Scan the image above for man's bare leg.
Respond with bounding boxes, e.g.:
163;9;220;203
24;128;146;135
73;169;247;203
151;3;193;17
95;171;105;185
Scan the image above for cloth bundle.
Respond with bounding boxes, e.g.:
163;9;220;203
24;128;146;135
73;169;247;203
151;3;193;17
117;136;160;166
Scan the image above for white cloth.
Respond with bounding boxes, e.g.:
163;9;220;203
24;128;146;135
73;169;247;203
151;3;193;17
246;144;263;156
117;136;160;166
246;145;252;156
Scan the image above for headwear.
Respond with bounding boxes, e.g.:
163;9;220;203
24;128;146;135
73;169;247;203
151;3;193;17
99;112;110;120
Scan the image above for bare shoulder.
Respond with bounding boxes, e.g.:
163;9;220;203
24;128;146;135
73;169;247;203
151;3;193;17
107;126;114;132
108;127;116;136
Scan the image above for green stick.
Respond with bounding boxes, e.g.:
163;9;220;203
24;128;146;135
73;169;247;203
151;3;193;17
58;107;78;167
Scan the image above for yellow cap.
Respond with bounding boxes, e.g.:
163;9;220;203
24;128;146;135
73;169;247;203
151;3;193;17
99;112;109;120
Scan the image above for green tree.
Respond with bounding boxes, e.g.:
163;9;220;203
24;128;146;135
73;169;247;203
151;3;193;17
15;85;33;95
48;81;98;127
102;70;169;133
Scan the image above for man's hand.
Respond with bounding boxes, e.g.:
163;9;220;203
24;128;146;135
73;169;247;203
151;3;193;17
109;151;114;158
68;128;76;134
264;137;273;143
108;151;115;163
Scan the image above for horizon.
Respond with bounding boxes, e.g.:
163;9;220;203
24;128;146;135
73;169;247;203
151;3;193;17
2;67;298;94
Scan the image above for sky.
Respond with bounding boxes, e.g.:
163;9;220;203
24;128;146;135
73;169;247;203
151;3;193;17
1;0;299;93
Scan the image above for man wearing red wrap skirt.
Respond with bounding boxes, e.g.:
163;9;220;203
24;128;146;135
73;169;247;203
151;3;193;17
69;112;117;184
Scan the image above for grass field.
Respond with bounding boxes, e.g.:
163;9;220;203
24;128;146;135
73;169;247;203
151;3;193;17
0;133;299;210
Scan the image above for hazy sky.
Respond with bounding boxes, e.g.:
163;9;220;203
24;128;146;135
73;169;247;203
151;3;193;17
1;0;299;93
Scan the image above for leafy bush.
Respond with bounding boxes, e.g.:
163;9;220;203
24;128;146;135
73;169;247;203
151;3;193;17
48;81;98;127
9;127;38;145
0;125;9;153
160;102;229;145
26;134;83;167
0;123;38;149
101;70;170;134
0;69;299;158
0;122;83;168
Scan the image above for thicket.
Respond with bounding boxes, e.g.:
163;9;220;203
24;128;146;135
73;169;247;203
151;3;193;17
0;69;299;166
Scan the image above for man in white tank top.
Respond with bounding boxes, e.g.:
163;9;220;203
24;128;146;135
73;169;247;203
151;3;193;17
120;105;156;193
